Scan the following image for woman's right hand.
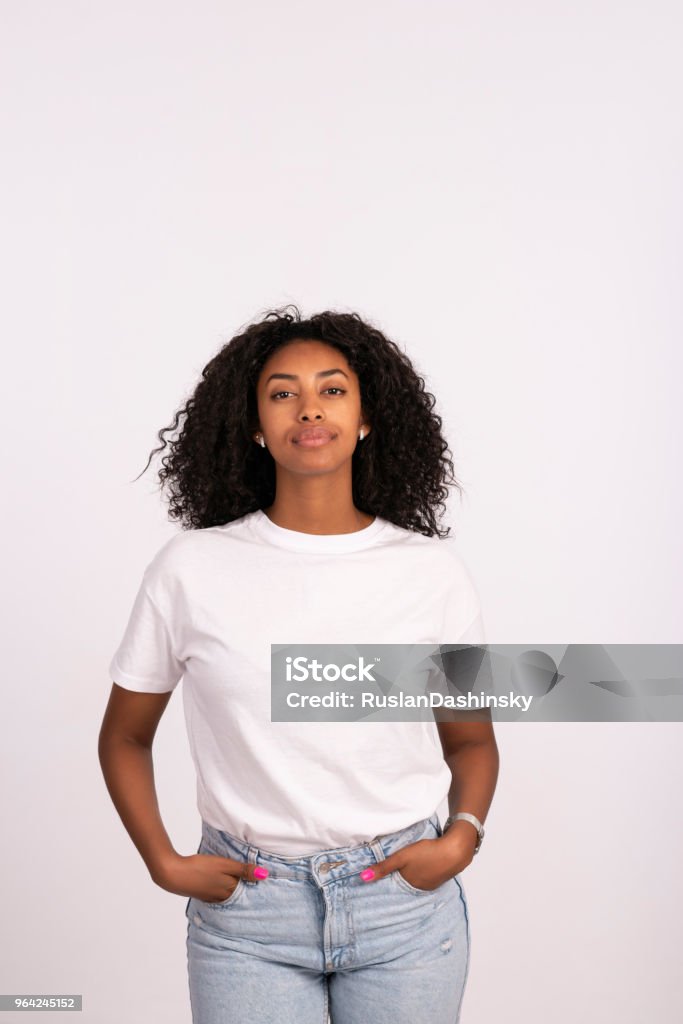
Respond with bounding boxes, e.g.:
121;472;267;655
153;850;268;902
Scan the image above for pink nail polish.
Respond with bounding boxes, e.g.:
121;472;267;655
360;868;375;881
254;866;269;879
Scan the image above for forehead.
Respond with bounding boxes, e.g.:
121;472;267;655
258;339;354;380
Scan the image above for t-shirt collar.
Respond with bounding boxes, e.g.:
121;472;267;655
249;508;388;553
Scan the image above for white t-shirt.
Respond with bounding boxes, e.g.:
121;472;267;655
109;509;486;855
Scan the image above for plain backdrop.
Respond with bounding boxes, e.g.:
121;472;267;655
2;1;682;1022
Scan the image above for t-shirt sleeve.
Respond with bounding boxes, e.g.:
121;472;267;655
454;610;487;645
108;563;185;694
439;545;487;646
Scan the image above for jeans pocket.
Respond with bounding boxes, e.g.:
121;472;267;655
392;869;438;896
390;815;449;895
393;867;459;897
198;837;246;909
204;876;245;909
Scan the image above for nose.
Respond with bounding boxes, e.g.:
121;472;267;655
296;387;326;422
298;402;325;421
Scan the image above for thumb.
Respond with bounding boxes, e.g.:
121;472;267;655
358;853;402;884
222;855;269;882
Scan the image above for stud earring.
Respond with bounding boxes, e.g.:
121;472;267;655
358;428;364;440
258;435;266;448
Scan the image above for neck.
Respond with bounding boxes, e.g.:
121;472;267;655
262;501;374;536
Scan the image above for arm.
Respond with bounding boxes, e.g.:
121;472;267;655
97;682;178;883
99;683;265;900
436;714;500;861
358;714;500;887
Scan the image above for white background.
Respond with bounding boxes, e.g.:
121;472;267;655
2;1;682;1022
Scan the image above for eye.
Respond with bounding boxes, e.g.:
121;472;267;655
270;387;346;399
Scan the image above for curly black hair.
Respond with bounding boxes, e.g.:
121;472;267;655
134;305;462;538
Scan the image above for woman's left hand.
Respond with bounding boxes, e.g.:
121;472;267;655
359;829;477;890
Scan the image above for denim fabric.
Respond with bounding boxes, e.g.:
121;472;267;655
185;811;470;1023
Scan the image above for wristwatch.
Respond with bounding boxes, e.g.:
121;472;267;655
443;812;485;854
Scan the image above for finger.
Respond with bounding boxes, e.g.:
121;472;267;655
220;855;269;882
358;855;402;883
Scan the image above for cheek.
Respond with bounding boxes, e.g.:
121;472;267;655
260;404;288;431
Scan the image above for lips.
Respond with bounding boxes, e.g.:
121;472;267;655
292;428;335;443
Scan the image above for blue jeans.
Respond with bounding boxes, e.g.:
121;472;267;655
185;811;471;1023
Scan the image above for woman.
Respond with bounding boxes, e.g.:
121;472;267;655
99;306;499;1024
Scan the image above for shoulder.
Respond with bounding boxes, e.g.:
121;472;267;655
142;513;257;583
383;521;478;583
143;530;196;574
433;534;479;583
141;524;224;587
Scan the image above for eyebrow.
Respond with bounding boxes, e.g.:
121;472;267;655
264;368;350;384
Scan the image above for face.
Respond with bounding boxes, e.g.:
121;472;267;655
253;339;371;476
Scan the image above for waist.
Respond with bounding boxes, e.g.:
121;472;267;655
200;811;443;881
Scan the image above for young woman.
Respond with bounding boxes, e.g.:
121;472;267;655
99;306;499;1024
